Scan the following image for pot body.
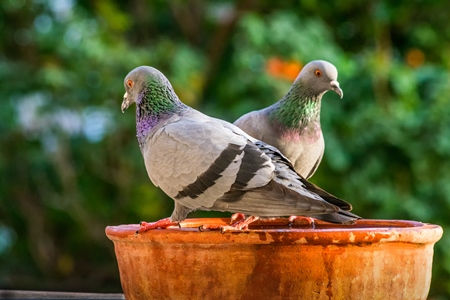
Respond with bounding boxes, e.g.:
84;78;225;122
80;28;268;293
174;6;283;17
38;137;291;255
106;218;442;300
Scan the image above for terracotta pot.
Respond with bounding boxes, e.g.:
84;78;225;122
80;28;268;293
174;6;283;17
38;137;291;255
105;218;443;300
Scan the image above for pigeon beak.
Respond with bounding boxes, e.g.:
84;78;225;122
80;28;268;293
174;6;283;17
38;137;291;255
330;81;343;99
121;92;131;113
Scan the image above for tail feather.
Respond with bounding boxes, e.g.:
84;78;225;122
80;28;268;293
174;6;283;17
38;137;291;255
299;179;352;210
310;211;360;224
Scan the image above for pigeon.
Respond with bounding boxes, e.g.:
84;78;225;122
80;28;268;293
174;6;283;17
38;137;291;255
234;60;342;179
121;66;359;233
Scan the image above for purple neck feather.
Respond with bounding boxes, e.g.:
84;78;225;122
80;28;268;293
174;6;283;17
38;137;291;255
134;90;185;150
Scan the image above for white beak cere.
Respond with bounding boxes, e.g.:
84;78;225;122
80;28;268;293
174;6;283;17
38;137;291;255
330;81;343;99
121;92;130;113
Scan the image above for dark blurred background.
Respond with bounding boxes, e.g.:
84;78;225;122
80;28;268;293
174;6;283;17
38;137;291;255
1;0;449;298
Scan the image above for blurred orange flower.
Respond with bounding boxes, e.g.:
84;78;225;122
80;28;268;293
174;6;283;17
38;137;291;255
266;57;303;81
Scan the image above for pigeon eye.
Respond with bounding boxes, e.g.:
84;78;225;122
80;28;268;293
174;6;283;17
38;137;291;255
126;80;134;88
314;70;322;77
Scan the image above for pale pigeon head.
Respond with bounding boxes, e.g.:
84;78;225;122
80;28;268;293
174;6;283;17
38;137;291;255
121;66;175;112
294;60;343;99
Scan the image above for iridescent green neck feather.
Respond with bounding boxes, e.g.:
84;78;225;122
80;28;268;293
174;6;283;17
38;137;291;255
136;80;186;149
269;81;322;131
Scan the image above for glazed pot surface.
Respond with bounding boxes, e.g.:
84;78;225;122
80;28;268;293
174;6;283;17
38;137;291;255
106;218;442;300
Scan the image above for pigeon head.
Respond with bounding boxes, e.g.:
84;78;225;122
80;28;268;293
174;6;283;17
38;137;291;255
121;66;178;113
295;60;343;99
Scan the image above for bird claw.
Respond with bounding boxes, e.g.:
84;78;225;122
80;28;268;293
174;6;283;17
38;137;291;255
197;215;259;233
134;218;178;235
230;213;246;223
220;215;259;233
288;216;316;229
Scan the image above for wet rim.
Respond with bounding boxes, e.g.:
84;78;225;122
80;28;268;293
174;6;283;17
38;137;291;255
105;218;443;245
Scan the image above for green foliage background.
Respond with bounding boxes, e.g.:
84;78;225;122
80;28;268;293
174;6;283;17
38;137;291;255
1;0;449;298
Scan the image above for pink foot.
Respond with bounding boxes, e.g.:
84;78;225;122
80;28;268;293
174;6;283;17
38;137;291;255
220;215;260;233
198;213;247;231
288;216;316;228
230;213;246;223
136;218;180;234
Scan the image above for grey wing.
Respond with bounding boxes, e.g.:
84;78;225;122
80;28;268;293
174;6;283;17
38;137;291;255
143;115;275;210
211;141;357;222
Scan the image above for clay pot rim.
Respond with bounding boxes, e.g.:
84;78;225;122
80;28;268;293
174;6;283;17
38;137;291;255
106;218;443;246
